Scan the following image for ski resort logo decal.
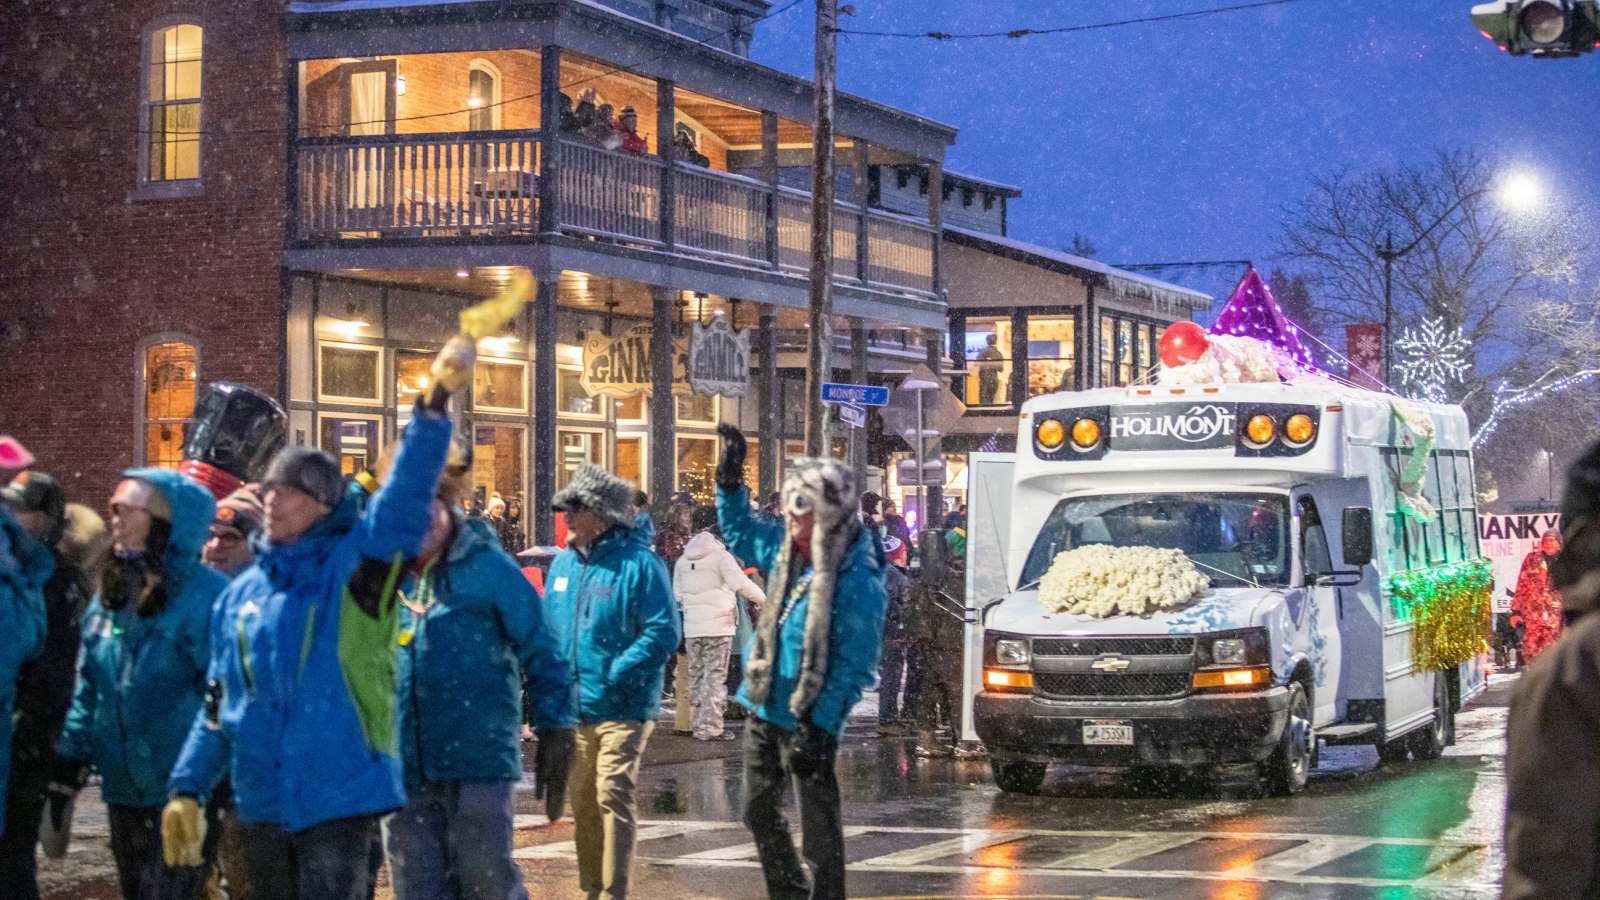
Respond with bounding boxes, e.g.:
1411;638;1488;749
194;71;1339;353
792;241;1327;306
1108;402;1236;451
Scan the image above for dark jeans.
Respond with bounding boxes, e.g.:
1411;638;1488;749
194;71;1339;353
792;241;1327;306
107;804;211;900
901;642;926;724
914;650;961;736
742;717;844;900
0;749;50;900
226;813;381;900
877;640;908;722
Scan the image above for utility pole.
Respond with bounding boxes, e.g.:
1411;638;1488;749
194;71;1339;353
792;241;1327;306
804;0;838;457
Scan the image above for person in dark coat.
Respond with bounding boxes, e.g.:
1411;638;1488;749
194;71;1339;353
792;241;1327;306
904;534;965;758
874;537;911;737
1504;441;1600;900
0;474;107;900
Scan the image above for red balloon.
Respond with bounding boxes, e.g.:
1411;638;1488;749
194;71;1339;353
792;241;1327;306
1159;322;1210;368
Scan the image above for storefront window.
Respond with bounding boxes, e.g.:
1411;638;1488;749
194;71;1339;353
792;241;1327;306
1136;322;1153;383
1098;314;1162;387
614;393;645;420
320;343;381;402
964;318;1012;407
474;359;527;412
1099;317;1115;387
1026;316;1076;398
142;340;197;468
558;367;600;417
616;436;644;486
320;416;380;475
676;392;717;425
676;436;718;505
1118;319;1134;386
557;430;602;490
396;350;432;402
472;426;524;545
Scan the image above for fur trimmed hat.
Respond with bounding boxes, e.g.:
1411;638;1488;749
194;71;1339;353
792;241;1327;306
552;463;637;528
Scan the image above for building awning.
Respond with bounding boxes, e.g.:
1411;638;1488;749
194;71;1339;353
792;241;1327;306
943;226;1213;314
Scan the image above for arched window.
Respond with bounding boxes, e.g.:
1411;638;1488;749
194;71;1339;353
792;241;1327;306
143;22;203;183
139;338;199;468
468;60;501;131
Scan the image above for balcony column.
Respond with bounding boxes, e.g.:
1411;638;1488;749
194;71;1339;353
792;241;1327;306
1009;309;1028;409
927;161;944;298
757;305;779;498
649;285;675;515
849;318;868;482
538;47;561;234
657;79;676;252
853;141;869;285
1083;280;1098;388
923;327;943;529
761;111;779;269
532;277;559;545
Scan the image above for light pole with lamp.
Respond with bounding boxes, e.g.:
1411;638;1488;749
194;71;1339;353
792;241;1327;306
1376;187;1487;387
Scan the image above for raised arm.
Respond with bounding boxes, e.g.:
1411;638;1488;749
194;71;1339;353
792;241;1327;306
358;405;453;565
714;424;783;575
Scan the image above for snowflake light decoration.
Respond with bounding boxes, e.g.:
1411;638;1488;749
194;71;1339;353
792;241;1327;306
1394;318;1469;403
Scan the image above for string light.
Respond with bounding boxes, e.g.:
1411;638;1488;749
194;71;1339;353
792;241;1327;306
1473;368;1600;448
1385;558;1492;672
1205;268;1318;372
1394;318;1469;403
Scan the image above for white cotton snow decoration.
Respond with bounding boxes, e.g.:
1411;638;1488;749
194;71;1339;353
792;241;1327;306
1036;545;1211;618
1157;334;1291;385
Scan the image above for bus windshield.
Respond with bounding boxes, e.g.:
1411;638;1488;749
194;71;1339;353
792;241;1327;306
1018;492;1291;589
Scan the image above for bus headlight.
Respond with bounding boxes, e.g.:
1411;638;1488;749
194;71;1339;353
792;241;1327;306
1211;638;1248;665
1072;417;1101;448
1245;414;1276;447
1036;419;1066;449
994;639;1031;666
1284;414;1315;445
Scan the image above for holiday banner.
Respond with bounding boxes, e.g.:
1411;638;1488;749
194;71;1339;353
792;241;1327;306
1346;324;1384;391
687;319;752;398
1479;513;1562;615
579;323;691;397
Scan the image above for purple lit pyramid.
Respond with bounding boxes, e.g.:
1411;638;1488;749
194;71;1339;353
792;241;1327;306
1206;268;1317;372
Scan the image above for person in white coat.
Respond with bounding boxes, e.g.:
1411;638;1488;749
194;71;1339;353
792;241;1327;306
674;528;765;740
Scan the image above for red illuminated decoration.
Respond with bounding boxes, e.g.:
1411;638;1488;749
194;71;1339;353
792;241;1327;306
1158;321;1210;368
1206;267;1318;372
179;459;244;501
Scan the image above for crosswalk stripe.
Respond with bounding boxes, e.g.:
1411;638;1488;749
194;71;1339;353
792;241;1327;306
1225;838;1375;877
1043;834;1201;869
680;827;873;861
856;830;1018;866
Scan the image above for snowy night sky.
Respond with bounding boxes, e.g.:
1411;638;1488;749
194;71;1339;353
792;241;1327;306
749;0;1600;268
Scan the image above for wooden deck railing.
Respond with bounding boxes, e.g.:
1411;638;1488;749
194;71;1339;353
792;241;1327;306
296;131;937;298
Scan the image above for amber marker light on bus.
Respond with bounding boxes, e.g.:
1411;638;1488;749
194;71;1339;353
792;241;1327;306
1192;667;1271;689
1036;419;1066;449
1245;414;1276;446
1284;413;1316;445
1072;417;1101;448
984;669;1035;689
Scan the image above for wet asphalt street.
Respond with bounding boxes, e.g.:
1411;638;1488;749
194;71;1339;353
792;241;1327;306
37;675;1512;900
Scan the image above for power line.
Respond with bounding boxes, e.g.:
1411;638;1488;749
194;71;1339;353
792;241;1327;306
32;0;806;137
834;0;1310;40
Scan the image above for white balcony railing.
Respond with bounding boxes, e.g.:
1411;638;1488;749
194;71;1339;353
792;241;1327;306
297;131;937;298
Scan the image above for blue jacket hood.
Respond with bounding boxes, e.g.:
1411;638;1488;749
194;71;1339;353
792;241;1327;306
122;467;217;582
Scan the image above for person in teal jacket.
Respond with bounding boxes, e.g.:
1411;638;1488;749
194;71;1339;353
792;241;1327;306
544;464;678;900
712;424;887;900
165;387;454;900
0;485;49;839
384;461;573;900
58;467;226;900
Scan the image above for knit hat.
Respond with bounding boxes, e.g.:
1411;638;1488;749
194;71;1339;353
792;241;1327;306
552;464;636;528
261;446;344;511
0;436;33;470
214;484;265;538
2;471;66;523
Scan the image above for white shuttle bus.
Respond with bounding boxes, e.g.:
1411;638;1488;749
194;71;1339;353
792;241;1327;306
963;380;1488;795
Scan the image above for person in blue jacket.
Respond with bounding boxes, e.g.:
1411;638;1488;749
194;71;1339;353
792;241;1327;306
712;424;887;900
381;440;573;900
57;467;226;900
544;464;678;900
164;381;456;900
0;436;49;840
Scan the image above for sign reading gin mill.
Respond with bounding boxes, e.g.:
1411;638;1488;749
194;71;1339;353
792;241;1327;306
687;319;751;398
579;323;690;397
1108;402;1237;451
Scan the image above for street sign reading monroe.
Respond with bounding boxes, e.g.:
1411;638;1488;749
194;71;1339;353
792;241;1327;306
820;382;890;406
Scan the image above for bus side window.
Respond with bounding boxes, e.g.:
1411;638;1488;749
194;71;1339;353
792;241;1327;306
1297;495;1333;579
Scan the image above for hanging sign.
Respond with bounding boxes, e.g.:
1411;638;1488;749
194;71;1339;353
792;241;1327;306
579;323;690;397
688;319;752;398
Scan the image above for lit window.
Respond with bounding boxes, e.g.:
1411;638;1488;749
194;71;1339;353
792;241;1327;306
318;343;381;403
145;24;202;182
474;359;527;412
1026;316;1077;398
142;341;197;468
964;318;1012;407
675;392;717;425
468;61;500;131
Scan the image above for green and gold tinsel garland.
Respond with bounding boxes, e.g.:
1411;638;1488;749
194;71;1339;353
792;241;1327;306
1384;558;1493;672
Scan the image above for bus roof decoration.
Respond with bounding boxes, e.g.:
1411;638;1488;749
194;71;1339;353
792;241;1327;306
1206;267;1318;373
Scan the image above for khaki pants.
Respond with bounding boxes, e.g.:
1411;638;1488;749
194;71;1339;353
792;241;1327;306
572;720;654;900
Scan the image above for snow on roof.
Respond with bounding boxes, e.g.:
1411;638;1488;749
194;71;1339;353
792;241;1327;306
944;226;1214;313
942;169;1023;196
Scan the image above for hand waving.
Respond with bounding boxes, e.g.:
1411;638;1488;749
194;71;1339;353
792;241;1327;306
715;423;747;493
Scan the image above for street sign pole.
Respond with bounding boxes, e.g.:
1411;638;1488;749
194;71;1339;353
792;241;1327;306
804;0;838;458
916;384;924;551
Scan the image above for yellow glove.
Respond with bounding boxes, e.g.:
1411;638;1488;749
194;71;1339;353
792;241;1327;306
161;797;206;867
423;333;478;407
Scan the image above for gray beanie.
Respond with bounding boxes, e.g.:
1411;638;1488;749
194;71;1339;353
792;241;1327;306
262;447;345;510
552;464;636;528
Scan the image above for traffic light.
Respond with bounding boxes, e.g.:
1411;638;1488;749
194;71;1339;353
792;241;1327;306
1471;0;1600;57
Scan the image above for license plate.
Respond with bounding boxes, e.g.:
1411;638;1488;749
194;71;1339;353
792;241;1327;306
1082;720;1134;746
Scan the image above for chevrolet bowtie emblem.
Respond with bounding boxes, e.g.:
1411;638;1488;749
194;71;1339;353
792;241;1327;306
1091;656;1132;672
